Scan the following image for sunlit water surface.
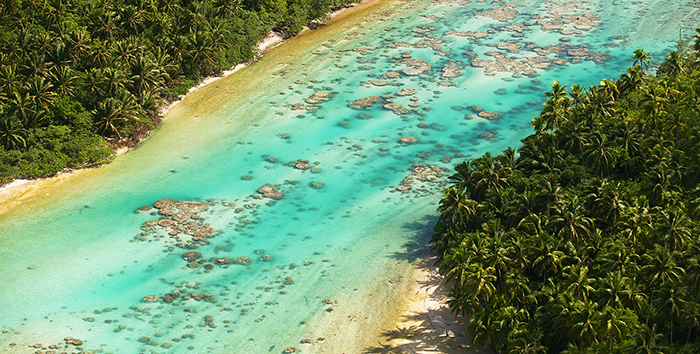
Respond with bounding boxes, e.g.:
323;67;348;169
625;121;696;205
1;0;697;352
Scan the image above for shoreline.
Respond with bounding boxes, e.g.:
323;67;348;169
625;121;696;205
0;0;375;201
0;0;469;351
157;31;285;118
374;257;478;354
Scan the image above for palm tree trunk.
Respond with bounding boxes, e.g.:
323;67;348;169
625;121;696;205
670;317;673;343
646;290;654;325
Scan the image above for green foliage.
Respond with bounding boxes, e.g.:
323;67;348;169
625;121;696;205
0;0;357;183
432;41;700;353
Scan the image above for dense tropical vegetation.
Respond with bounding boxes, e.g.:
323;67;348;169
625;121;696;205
0;0;356;183
432;30;700;353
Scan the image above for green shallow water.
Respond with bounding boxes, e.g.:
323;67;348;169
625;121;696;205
1;0;698;352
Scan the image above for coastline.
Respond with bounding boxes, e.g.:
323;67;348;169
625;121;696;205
370;257;478;354
0;0;470;352
0;0;375;202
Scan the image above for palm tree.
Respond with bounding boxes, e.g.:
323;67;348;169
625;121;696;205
129;55;165;97
586;85;616;123
24;75;55;111
442;244;471;289
0;116;27;150
617;200;654;251
82;68;106;97
533;178;564;212
586;180;628;227
568;84;587;107
597;307;630;350
214;0;243;17
19;50;48;78
91;96;141;138
46;40;70;69
118;4;144;36
448;159;476;190
111;39;142;67
0;65;21;97
48;66;80;96
92;10;119;40
619;65;646;93
465;263;498;306
4;91;33;124
185;31;217;75
682;301;700;344
101;67;127;96
640;84;668;132
642;169;681;207
556;122;588;155
467;304;496;348
585;133;616;179
632;49;652;70
66;28;92;63
659;50;685;76
641;246;685;325
540;81;572;131
532;241;565;283
597;272;629;309
630;324;667;354
562;265;595;302
471;153;509;201
600;242;639;274
549;199;594;245
437;186;478;230
613;121;642;158
148;12;176;37
660;285;684;343
569;299;601;346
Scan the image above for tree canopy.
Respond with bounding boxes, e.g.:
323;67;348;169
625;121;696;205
432;29;700;353
0;0;356;183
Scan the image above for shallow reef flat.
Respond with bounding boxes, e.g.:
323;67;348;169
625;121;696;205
0;0;698;353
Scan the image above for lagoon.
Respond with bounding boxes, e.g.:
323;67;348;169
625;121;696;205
0;0;697;352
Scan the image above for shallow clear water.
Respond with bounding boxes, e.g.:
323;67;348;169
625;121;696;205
1;0;698;353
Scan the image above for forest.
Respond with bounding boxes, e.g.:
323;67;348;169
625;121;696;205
0;0;355;184
432;31;700;353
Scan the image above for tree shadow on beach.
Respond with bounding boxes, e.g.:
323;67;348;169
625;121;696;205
362;310;480;354
388;213;439;263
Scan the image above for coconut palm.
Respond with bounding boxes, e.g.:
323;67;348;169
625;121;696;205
586;180;628;227
682;301;700;344
549;199;594;245
600;241;639;274
532;241;565;283
101;67;128;96
660;285;684;343
437;186;478;230
0;116;26;150
597;272;629;309
24;75;55;111
585;133;616;179
48;66;80;96
92;96;141;138
655;208;691;251
129;55;165;97
642;169;681;207
619;65;646;93
0;65;21;97
569;299;601;346
632;49;653;70
659;50;686;76
19;50;48;78
562;265;596;302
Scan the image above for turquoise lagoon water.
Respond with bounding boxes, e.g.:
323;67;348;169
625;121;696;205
1;0;698;352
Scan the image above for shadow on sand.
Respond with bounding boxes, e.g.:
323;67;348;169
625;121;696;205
362;214;487;353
